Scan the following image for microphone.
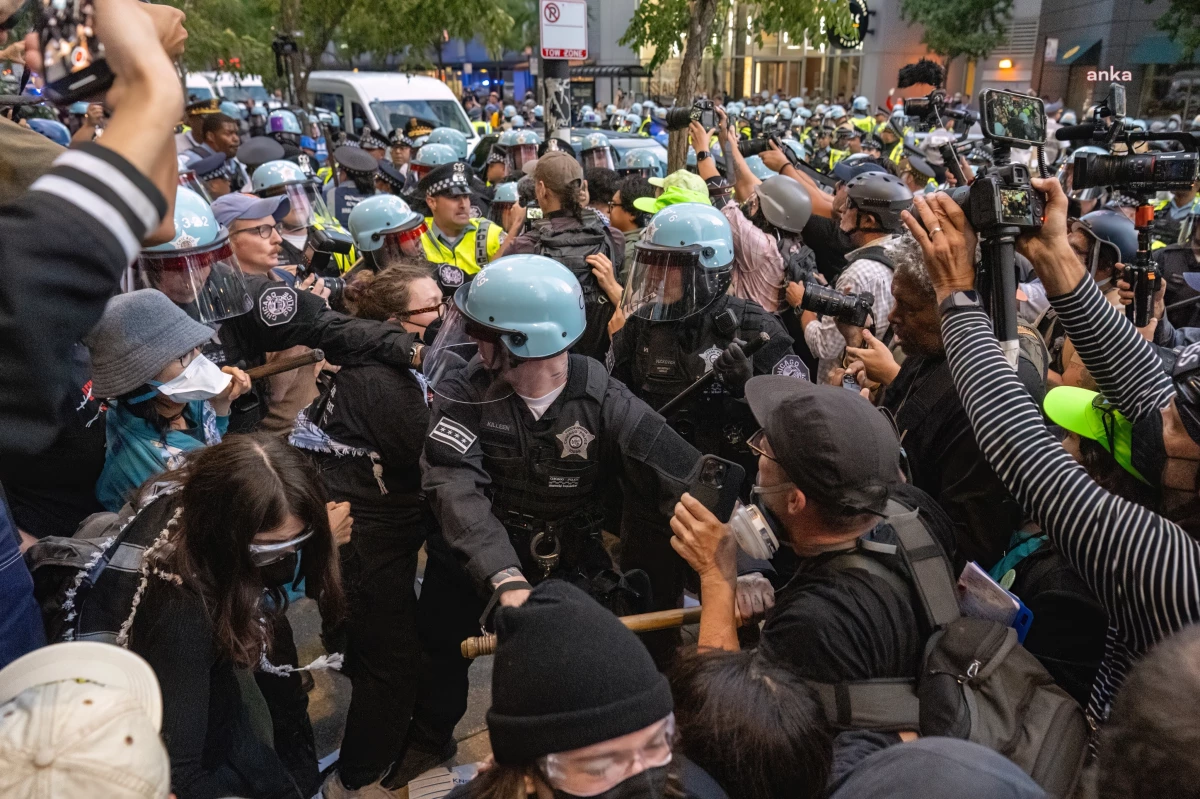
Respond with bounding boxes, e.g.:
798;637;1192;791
1055;124;1097;141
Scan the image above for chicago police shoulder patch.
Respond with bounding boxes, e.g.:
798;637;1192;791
259;285;298;327
772;354;810;381
438;263;465;288
429;416;477;454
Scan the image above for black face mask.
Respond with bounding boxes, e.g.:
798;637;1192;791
259;552;299;590
550;765;669;799
422;316;444;348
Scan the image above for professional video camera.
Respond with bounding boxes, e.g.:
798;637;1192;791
665;99;717;132
939;89;1050;367
900;89;977;133
1060;83;1200;325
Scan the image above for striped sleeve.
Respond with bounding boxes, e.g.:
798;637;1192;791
27;142;167;263
1049;274;1175;421
939;307;1200;712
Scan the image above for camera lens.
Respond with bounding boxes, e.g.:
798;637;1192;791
738;139;771;158
800;282;874;327
665;107;693;131
1074;152;1199;192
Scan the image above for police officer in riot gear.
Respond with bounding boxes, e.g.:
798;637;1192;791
610;203;805;496
346;194;430;274
402;255;702;781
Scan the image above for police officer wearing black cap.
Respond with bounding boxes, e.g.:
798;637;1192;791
358;128;389;161
376;160;406;195
192;151;234;199
237;136;287;179
416;162;507;296
325;145;379;227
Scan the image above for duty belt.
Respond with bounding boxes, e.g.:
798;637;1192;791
501;507;606;579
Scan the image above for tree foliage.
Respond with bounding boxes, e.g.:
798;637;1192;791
899;0;1013;62
1150;0;1200;63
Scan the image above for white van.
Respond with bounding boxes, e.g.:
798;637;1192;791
184;73;216;103
306;71;477;149
207;73;274;108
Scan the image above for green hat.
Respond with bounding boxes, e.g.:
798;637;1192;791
1043;386;1147;483
634;171;711;214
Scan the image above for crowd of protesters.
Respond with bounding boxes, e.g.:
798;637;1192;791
3;3;1200;799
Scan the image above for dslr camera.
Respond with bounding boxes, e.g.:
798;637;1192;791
290;225;353;309
666;99;717;132
798;282;875;328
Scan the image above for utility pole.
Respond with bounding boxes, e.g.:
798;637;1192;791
538;0;587;145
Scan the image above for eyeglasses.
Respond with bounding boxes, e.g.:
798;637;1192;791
401;299;448;320
249;527;314;566
233;223;281;240
747;429;779;463
540;716;675;797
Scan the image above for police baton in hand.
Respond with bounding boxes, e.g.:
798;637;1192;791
460;606;703;659
657;332;770;418
243;348;325;381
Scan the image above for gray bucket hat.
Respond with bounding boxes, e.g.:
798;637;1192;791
84;290;215;398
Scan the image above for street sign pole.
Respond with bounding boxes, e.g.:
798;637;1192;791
539;0;587;145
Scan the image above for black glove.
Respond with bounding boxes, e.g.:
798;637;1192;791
714;338;754;396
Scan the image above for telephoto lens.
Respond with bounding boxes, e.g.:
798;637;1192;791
665;107;693;131
738;138;772;158
800;283;875;328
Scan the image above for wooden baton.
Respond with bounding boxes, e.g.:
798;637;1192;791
244;349;325;381
460;605;702;660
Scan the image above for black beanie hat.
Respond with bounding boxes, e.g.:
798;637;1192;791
486;581;675;765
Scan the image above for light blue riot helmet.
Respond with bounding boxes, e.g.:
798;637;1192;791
503;104;517;119
533;105;544;120
623;202;735;322
497;128;519;147
790;98;802;110
581;104;594;116
252;159;337;238
219;101;243;120
28;118;70;147
743;155;775;180
763;102;776;115
580;131;615;170
619;148;664;179
508;129;542;172
654;131;670;146
489;180;520;225
137;186;253;324
630;102;643;117
605;104;617;117
268;109;302;143
426;256;586;389
581;110;601;127
797;107;813;120
624;113;643;131
427;127;469;160
762;115;778;130
347;194;428;269
511;115;526;129
68;101;90;115
410;142;459;184
781;138;807;162
778;106;793;122
852;96;870;113
828;104;847;121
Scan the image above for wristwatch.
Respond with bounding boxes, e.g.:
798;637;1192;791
696;150;712;162
938;290;983;316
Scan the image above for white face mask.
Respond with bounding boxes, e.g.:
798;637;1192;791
156;354;231;402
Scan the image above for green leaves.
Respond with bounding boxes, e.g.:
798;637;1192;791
1152;0;1200;63
899;0;1013;61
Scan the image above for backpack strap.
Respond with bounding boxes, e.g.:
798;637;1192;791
808;679;921;731
885;498;961;628
851;246;895;271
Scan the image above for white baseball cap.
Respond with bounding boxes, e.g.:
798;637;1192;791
0;643;169;799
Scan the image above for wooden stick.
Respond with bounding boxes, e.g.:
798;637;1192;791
460;606;702;659
244;349;324;381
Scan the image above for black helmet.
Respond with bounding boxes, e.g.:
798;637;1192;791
845;172;914;233
757;175;813;233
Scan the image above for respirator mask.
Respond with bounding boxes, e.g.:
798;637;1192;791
727;482;791;560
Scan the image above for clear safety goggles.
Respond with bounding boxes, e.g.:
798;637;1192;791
621;244;729;322
249;527;314;567
539;716;674;798
136;237;254;324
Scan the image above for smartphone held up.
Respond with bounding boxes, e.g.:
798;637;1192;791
39;0;114;104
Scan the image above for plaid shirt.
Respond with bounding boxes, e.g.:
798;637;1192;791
720;203;786;313
804;242;896;384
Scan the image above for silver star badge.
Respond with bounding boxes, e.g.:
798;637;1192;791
699;345;723;374
556;420;595;458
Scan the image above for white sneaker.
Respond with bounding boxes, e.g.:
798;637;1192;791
321;772;404;799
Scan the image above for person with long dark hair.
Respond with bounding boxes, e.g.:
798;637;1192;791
289;263;440;798
109;434;345;799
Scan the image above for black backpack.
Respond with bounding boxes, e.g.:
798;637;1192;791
810;499;1089;798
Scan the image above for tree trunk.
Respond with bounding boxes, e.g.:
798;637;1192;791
668;0;721;172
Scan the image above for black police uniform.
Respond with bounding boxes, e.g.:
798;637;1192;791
405;354;701;762
1157;243;1200;330
199;274;419;432
326;146;380;227
609;293;806;488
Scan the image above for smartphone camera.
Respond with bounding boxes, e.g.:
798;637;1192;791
700;457;727;488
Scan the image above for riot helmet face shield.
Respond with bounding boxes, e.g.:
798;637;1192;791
621;243;732;322
581;147;616;171
263;181;336;244
136;235;253;324
375;221;429;265
422;304;517;403
508;143;539;173
179;170;213;203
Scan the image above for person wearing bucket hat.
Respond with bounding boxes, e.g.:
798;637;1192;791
633;169;711;215
0;642;171;799
503;151;627;360
83;289;251;511
408;256;703;774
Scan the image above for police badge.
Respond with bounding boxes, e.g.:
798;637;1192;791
438;264;465;288
556;421;595;458
699;345;723;374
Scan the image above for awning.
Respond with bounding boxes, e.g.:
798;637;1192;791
570;65;651;79
1131;33;1183;64
1058;37;1101;64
